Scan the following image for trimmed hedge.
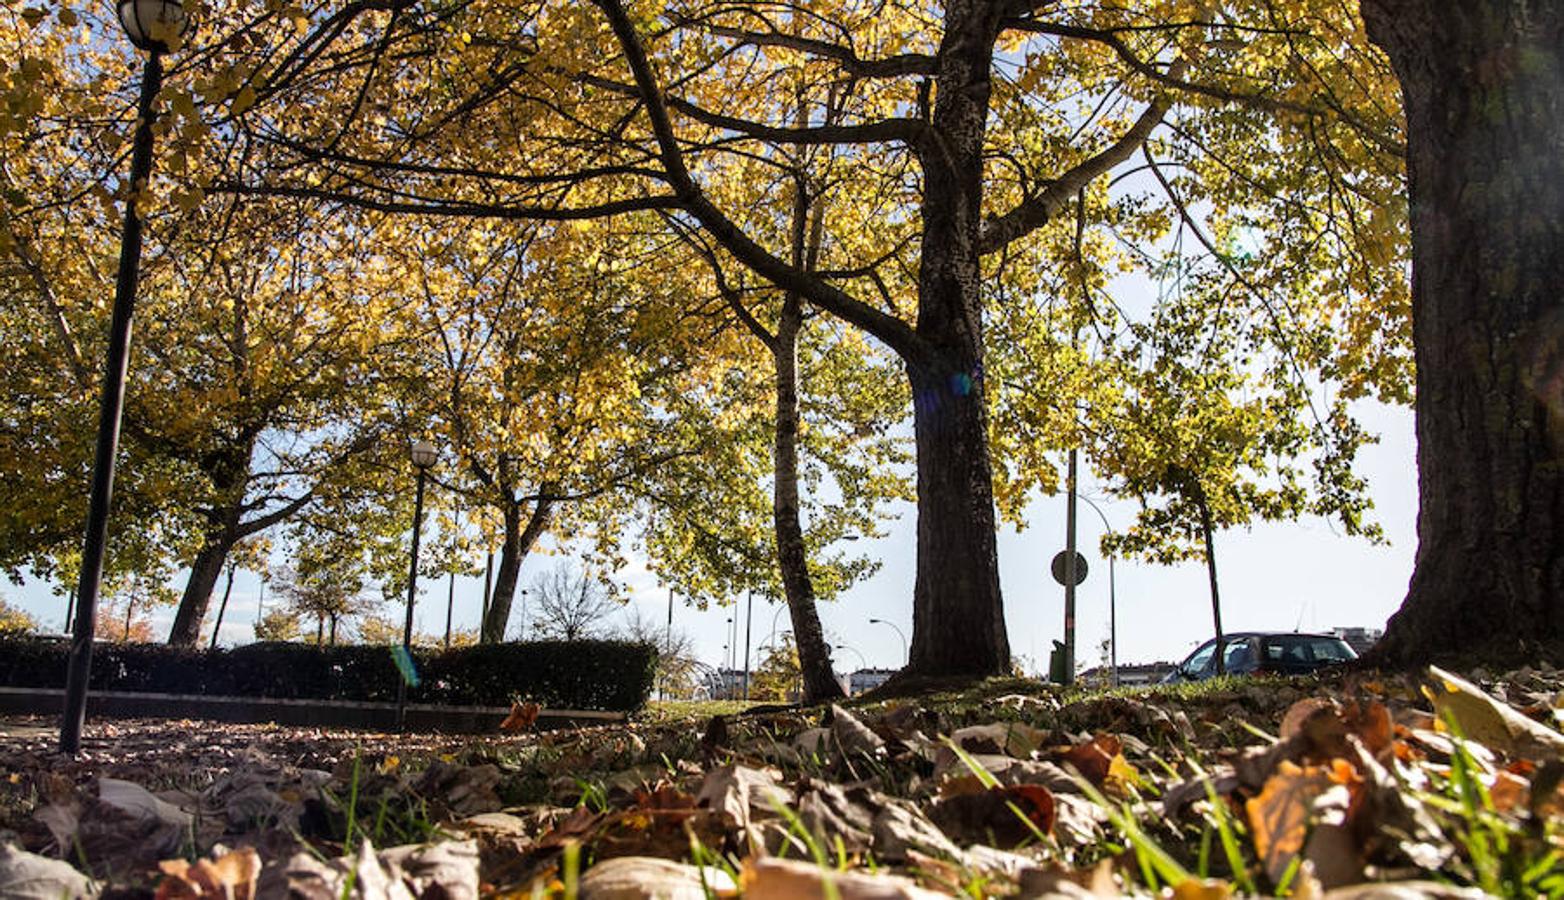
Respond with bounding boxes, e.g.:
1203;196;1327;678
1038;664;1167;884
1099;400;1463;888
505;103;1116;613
0;638;656;711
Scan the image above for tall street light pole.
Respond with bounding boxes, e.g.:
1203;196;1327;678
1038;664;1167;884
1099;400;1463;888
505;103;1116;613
60;0;189;756
396;439;438;731
867;618;907;668
742;589;754;701
1074;493;1119;686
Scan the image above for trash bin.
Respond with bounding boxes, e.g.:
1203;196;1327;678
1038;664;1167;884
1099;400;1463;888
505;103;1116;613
1048;640;1067;684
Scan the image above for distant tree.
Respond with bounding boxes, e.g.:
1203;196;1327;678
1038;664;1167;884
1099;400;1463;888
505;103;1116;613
253;609;303;642
750;634;802;703
0;598;38;637
621;605;698;699
528;565;621;641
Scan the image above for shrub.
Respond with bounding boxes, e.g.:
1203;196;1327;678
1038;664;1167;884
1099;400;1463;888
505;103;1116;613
0;637;657;711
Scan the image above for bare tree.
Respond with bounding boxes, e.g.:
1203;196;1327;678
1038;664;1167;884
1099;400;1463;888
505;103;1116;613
528;565;621;641
621;604;699;699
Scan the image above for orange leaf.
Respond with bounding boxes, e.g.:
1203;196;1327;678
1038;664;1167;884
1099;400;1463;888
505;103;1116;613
1060;734;1121;785
500;700;542;733
1245;761;1346;886
155;847;260;900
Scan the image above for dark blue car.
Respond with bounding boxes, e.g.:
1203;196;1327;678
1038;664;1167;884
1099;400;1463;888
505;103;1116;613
1163;632;1358;682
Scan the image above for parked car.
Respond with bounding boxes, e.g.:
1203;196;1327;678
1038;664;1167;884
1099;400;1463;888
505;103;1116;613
1162;632;1357;683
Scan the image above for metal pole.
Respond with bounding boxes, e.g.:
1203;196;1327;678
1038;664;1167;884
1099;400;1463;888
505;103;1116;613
444;507;459;648
868;618;907;667
396;467;428;731
742;589;753;701
1074;494;1118;686
664;587;673;701
209;562;236;649
60;52;164;756
1062;448;1079;685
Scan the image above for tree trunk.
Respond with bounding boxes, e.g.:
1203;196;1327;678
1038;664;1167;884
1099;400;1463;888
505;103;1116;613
481;496;554;642
903;1;1010;676
1361;0;1564;664
774;291;847;702
169;526;236;646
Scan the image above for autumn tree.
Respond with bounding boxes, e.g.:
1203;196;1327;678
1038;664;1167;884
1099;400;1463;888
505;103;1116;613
1358;0;1564;663
0;598;38;637
212;0;1408;677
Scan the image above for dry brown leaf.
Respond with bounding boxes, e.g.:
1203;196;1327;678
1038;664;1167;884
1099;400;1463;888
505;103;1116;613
1341;702;1394;757
948;722;1049;758
155;846;261;900
1056;734;1121;785
741;857;947;900
928;784;1056;849
1245;760;1356;886
579;856;737;900
499;701;541;733
831;705;886;756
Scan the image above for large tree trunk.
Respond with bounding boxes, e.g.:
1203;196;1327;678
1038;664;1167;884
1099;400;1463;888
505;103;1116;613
903;1;1010;676
1361;0;1564;664
168;524;236;646
480;495;554;642
774;291;847;702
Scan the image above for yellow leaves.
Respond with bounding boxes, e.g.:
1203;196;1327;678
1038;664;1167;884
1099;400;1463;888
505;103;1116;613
230;86;256;116
1425;666;1564;758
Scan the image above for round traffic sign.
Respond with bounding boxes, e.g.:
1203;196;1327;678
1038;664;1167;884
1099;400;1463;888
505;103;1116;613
1051;550;1088;586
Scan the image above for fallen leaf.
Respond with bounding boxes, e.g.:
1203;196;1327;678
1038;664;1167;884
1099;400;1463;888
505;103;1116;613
1245;760;1355;886
578;856;736;900
155;846;261;900
741;857;948;900
0;843;97;900
499;700;541;733
929;784;1056;849
831;705;886;756
1424;666;1564;758
1171;877;1232;900
948;722;1049;758
1057;734;1122;786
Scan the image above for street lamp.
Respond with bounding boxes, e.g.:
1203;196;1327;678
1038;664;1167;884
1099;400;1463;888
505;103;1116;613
60;0;190;756
396;439;438;731
835;643;868;670
868;618;907;668
1075;493;1119;687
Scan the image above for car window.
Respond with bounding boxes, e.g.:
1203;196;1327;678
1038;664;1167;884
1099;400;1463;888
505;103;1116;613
1183;640;1217;674
1223;638;1255;670
1263;635;1357;663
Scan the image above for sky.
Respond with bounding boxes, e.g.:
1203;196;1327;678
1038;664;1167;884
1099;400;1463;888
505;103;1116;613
9;397;1417;679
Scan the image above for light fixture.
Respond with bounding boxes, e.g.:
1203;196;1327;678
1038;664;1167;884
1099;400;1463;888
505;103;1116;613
410;439;438;469
116;0;189;53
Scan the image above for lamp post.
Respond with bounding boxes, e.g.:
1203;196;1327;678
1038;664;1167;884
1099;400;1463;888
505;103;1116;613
867;618;907;667
396;439;438;731
1074;493;1119;687
59;0;189;756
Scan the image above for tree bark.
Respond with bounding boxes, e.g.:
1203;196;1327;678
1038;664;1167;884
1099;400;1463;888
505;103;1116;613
903;0;1010;676
774;290;847;702
1361;0;1564;664
480;495;554;642
168;525;237;646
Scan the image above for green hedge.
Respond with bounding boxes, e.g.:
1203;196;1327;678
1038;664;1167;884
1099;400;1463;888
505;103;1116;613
0;638;656;711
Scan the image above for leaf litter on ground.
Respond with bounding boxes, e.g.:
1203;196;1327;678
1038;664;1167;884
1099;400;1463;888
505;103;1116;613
0;664;1561;898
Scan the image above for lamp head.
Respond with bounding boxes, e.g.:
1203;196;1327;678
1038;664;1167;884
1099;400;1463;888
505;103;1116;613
410;439;438;469
116;0;189;52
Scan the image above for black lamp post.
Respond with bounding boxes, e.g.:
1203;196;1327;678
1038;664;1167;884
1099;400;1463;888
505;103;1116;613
59;0;189;756
395;439;438;731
